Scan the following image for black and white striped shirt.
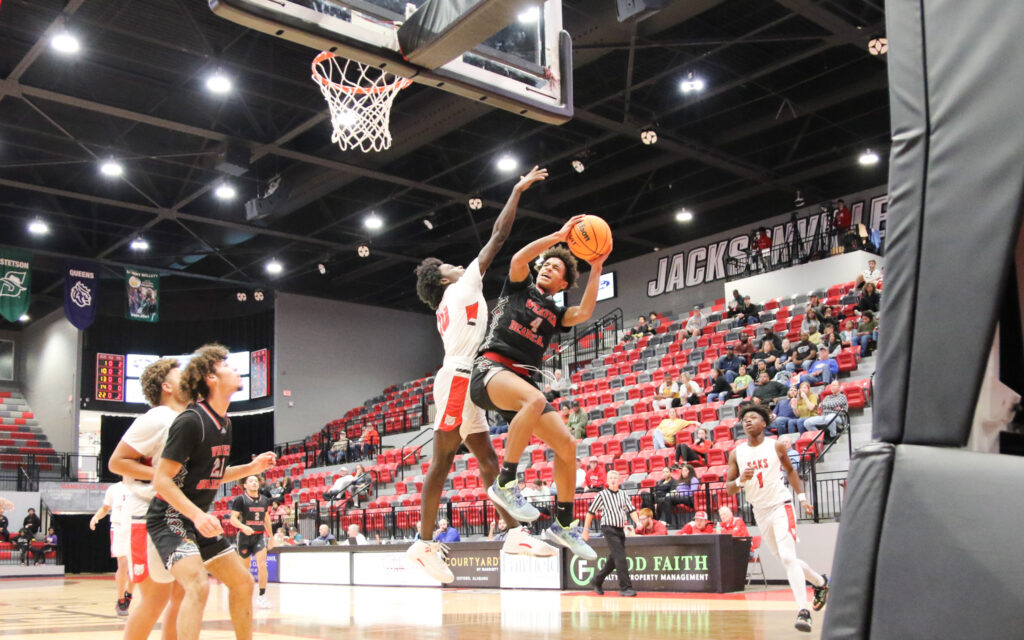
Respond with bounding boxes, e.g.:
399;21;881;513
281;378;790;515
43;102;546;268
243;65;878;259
588;488;635;528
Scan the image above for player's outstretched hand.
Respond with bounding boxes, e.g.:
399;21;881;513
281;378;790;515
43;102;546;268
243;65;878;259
195;512;224;538
587;238;613;266
252;451;277;473
515;166;548;192
558;214;587;241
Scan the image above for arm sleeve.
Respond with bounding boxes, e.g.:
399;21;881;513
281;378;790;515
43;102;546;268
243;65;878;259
161;411;202;465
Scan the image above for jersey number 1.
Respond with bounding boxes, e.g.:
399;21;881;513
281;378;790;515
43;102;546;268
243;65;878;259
756;471;764;488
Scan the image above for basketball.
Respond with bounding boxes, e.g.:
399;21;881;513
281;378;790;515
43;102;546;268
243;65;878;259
567;215;612;262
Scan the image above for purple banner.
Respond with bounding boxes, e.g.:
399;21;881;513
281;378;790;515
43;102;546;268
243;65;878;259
64;260;98;330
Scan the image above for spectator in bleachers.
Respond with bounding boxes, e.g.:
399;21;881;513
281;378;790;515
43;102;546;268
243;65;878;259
677;510;716;535
856;259;882;289
568;401;588;440
730;364;754;399
358;425;380;460
269;500;287;533
628;314;655;339
575;459;587;492
856;282;880;315
0;504;9;542
488;519;509;541
271;527;287;547
345;524;368;545
659;465;699;528
633;508;668;536
801;349;834;386
37;526;57;564
801;379;849;442
684;305;706;338
584;458;607;491
551;369;570;397
794;382;819;424
771;387;802;435
433;518;460;543
851;311;878;357
807;294;827;320
819;324;843;356
749;371;789;404
751;339;783;377
351;464;372;506
646;466;676;512
717;506;749;537
268;480;284;501
651;408;690;451
801;309;822;338
706;368;733;402
325;467;357;500
522;479;550;500
328;430;349;464
681;429;711;467
779;436;802;467
760;327;783;352
488;412;509;435
23;507;40;536
717;346;745;383
314;524;336;545
820;306;841;333
281;476;294;495
787;332;818;372
15;526;39;566
558;404;571;423
652;375;679;411
677;373;702;406
841;319;858;345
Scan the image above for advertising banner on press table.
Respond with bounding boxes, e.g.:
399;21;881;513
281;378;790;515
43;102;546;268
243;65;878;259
443;546;501;588
500;551;562;589
352;551;440;587
249;551;280;583
564;542;714;592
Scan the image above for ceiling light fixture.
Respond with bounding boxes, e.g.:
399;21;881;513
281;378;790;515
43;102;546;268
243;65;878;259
236;292;248;302
100;160;124;177
266;259;283;275
206;71;233;95
130;236;150;251
868;37;888;56
571;159;585;173
364;214;383;230
19;314;30;322
422;218;434;230
640;129;658;145
254;290;265;302
496;154;518;172
357;244;370;258
517;6;540;23
859;149;880;166
794;190;805;207
680;72;706;94
214;183;237;200
28;218;49;235
317;263;327;275
51;31;80;55
675;209;694;223
468;197;483;210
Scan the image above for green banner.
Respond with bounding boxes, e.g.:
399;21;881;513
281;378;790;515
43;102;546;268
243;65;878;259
125;269;159;323
0;249;32;323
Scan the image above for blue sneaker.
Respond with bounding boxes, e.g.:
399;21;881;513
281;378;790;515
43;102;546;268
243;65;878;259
487;480;540;523
542;519;597;561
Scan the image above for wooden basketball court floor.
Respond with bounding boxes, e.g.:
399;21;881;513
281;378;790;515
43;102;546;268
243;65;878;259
0;576;823;639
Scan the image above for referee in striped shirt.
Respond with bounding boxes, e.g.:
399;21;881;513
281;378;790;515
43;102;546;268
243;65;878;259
582;470;641;596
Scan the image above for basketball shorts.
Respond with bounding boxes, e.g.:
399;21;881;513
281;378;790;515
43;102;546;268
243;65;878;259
433;366;488;438
110;519;131;559
470;356;557;424
236;532;267;558
754;501;799;560
147;505;233;571
127;519;174;584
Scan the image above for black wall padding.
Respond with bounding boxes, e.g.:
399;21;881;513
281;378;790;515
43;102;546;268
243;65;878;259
874;0;1024;445
53;513;116;574
820;443;894;639
99;415;136;482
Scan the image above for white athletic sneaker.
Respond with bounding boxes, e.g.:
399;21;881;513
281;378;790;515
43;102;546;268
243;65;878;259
502;526;558;557
255;594;272;609
406;539;454;584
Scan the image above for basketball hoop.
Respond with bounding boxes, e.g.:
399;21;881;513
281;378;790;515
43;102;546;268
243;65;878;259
311;51;412;153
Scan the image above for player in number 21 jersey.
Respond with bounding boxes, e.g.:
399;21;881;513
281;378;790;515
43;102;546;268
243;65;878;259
728;403;830;634
407;167;555;584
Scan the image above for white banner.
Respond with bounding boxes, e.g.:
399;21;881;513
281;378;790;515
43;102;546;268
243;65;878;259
352;551;441;587
499;552;562;589
278;550;350;585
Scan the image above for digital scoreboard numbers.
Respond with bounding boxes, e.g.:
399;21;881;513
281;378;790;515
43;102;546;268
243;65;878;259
96;353;125;401
250;348;270;399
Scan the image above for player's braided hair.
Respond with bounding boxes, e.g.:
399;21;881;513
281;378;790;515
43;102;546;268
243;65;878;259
180;343;229;402
538;246;579;290
140;358;180;407
414;257;445;310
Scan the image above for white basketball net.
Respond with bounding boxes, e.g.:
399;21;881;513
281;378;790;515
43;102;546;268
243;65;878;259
311;52;412;153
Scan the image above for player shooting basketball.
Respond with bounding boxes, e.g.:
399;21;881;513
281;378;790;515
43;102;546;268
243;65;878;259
407;166;556;583
469;213;612;561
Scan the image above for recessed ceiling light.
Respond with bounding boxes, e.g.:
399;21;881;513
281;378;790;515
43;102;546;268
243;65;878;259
640;129;658;145
364;214;383;230
422;218;434;230
680;73;706;94
468;197;483;210
868;37;888;56
214;183;237;200
858;149;880;166
130;236;149;251
675;209;694;222
51;31;80;55
28;218;49;235
571;159;585;173
100;160;124;177
317;263;327;274
357;244;370;258
517;6;540;23
206;72;232;95
266;259;283;275
496;155;518;172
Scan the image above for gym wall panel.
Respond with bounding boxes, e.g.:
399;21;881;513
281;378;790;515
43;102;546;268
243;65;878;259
18;309;81;453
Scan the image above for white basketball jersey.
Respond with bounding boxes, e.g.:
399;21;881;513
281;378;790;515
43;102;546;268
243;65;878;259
735;437;791;511
436;258;486;364
103;482;129;527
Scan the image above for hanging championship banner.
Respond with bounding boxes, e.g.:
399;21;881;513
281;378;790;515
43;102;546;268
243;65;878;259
64;260;98;330
0;249;32;323
125;269;159;323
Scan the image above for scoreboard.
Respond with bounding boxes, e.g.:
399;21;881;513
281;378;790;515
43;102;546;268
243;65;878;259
95;353;125;401
250;349;270;399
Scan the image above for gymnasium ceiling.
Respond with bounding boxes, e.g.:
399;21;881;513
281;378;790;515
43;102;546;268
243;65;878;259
0;0;890;326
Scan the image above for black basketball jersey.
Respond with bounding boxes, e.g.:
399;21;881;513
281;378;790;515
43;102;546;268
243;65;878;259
149;401;232;517
231;493;269;535
477;274;569;368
